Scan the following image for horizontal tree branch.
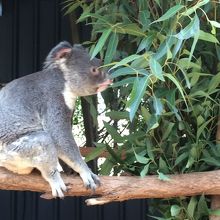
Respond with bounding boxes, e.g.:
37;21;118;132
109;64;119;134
1;168;220;205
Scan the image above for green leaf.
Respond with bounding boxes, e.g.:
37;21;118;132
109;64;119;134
216;45;220;61
171;205;181;217
140;164;150;177
134;151;149;164
208;72;220;92
78;12;110;24
104;121;125;143
190;91;215;103
146;139;155;161
154;36;175;60
147;115;159;131
182;0;209;16
183;70;191;89
189;72;211;86
100;158;114;175
152;5;184;23
131;56;149;68
168;98;184;121
162;122;175;141
110;67;148;79
188;31;199;63
91;29;112;59
141;106;151;123
114;23;146;37
105;111;129;120
186;156;195;169
197;195;209;218
110;77;136;88
199;30;219;43
159;157;169;173
64;2;81;15
178;58;201;70
127;76;149;121
139;10;150;30
85;144;106;162
197;115;205;127
110;68;136;78
153;96;163;116
138;0;148;11
187;197;197;218
104;32;119;64
110;54;141;70
174;152;189;166
164;73;188;109
209;20;220;28
196;118;213;141
137;35;154;53
157;171;170;181
172;38;183;59
174;14;200;40
149;57;164;81
209;209;220;216
105;144;123;164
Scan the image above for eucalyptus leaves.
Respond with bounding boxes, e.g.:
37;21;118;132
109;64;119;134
67;0;220;219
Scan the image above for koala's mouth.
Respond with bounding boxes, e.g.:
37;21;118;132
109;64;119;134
96;79;112;93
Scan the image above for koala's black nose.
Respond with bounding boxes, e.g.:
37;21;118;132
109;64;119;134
90;66;101;76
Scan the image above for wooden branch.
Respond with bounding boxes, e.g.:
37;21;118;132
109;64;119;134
1;167;220;205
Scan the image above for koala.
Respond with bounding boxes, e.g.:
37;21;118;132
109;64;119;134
0;41;111;198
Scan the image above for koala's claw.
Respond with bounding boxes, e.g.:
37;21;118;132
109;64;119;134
80;170;100;192
91;173;101;186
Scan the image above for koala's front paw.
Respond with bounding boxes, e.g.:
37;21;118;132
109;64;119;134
80;170;101;191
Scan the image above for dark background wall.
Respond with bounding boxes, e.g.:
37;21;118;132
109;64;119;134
0;1;147;219
0;0;72;82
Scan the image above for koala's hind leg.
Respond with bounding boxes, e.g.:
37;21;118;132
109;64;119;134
3;131;67;198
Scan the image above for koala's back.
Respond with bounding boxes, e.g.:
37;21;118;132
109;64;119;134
0;70;64;144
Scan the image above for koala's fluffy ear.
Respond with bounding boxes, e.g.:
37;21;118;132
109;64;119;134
44;41;72;68
50;41;72;59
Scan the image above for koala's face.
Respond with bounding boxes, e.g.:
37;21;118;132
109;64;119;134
67;45;111;96
47;42;111;96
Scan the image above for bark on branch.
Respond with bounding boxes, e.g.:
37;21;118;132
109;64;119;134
1;167;220;205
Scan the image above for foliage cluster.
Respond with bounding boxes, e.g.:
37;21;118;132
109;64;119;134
66;0;220;219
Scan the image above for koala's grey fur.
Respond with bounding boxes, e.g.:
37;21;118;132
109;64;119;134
0;41;111;198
